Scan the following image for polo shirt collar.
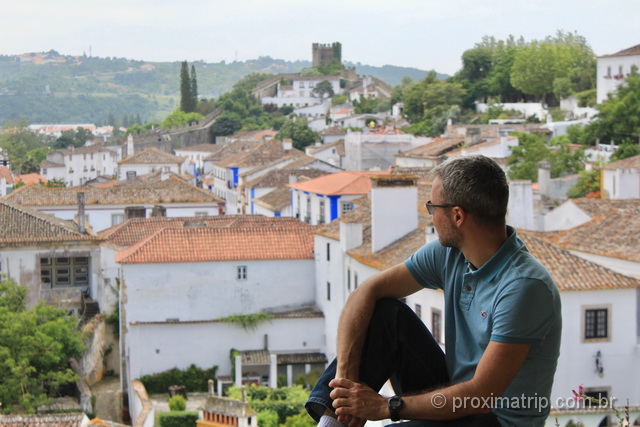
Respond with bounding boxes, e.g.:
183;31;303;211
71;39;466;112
466;226;523;282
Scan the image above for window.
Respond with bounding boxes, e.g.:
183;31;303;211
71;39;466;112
40;256;90;287
326;242;330;261
585;308;608;339
342;202;354;214
347;268;351;291
583;388;610;408
237;266;247;280
415;304;422;319
326;282;331;301
111;214;125;226
319;200;325;224
607;66;611;77
354;272;358;289
432;310;442;343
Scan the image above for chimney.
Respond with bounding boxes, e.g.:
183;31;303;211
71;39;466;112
370;174;418;253
208;379;214;397
538;161;551;197
340;220;363;252
288;174;297;185
77;191;86;234
151;205;166;217
282;138;293;151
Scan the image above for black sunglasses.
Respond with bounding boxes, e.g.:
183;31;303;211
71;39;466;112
425;200;466;215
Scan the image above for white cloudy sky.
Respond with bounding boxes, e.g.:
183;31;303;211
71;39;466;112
2;0;639;75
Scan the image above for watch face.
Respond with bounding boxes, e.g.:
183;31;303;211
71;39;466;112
389;396;403;409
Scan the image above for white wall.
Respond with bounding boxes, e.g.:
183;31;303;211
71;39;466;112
543;201;592;231
126;316;325;381
602;168;640;199
122;259;315;323
550;288;640;410
118;162;182;181
507;180;536;230
597;54;640;104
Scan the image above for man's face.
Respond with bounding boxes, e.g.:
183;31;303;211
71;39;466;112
430;177;462;248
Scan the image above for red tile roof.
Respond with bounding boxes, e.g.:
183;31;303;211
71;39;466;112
287;171;390;196
0;201;102;244
118;147;184;165
16;173;48;184
602;154;640;170
3;176;222;206
0;166;16;184
599;44;640;58
0;413;87;427
116;220;315;264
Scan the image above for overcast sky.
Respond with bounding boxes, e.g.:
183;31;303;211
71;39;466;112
3;0;639;75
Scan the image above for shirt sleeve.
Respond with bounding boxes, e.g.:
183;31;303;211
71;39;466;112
490;278;557;345
404;240;446;291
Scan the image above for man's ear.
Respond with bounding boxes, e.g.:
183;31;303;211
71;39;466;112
452;206;466;226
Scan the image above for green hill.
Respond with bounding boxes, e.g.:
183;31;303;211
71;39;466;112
0;50;439;125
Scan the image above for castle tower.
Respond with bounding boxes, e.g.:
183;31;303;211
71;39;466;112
312;42;342;67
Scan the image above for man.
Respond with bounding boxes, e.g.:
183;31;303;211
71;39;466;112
306;155;561;427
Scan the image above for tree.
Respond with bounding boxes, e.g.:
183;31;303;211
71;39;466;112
190;65;198;109
161;110;203;129
0;127;46;173
210;115;242;136
611;143;640;161
180;61;196;113
567;168;601;198
0;277;85;413
276;119;318;150
312;80;335;98
507;133;585;181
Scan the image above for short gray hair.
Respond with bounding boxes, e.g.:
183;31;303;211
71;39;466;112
431;155;508;227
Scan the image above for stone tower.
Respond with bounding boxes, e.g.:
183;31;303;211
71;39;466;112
312;42;342;67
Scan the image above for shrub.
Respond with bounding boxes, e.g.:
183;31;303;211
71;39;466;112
139;364;217;394
257;409;279;427
168;394;186;411
158;411;198;427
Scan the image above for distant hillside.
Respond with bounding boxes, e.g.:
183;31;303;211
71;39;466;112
0;50;440;125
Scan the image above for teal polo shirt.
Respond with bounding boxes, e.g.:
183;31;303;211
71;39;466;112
405;226;562;427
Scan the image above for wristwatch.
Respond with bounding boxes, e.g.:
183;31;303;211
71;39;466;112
388;395;404;422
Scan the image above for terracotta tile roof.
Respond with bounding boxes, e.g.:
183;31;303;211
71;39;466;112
569;198;640;218
2;176;221;206
204;139;262;162
248;168;329;188
0;414;87;427
599;44;640;58
55;145;117;156
602;154;640;170
100;215;307;247
118;147;184;165
0;201;102;244
306;139;345;156
253;186;291;211
174;143;223;153
115;220;316;264
518;230;639;291
229;129;278;142
216;140;303;168
288;170;390;196
116;222;314;264
16;173;48;184
396;137;464;159
41;161;64;168
0;166;16;184
101;170;193;188
321;127;346;136
538;211;640;263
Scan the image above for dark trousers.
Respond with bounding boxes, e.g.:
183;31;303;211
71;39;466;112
305;298;500;427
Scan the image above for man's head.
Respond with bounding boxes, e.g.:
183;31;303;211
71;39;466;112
430;155;509;229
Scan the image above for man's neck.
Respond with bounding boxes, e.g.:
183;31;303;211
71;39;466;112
460;226;508;269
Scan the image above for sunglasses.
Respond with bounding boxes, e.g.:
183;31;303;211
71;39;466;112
425;200;466;215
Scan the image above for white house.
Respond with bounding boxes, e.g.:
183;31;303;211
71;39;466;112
1;176;224;231
597;44;640;104
543;198;640;232
344;128;431;171
305;140;346;169
41;145;120;186
601;154;640;199
117;147;187;181
261;76;342;109
173;143;224;177
394;137;465;168
106;216;326;422
0;165;16;196
287;170;390;225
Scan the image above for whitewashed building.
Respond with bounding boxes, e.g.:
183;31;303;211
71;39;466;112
601;154;640;200
344;128;430;171
1;176;223;232
597;44;640;104
117;147;187;181
40;145;120;186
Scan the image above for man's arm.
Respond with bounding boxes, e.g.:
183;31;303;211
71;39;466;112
335;263;424;381
330;340;530;421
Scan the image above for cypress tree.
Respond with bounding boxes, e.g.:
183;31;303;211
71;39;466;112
180;60;192;112
190;65;198;112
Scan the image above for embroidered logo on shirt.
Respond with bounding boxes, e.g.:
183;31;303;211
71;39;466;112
480;311;487;318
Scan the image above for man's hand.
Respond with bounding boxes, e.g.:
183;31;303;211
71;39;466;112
329;378;387;427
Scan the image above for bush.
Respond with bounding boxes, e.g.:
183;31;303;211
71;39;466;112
257;409;279;427
158;411;198;427
139;364;217;395
168;395;186;411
